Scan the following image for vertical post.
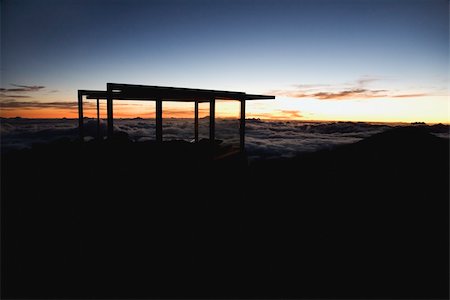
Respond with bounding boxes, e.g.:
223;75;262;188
194;101;199;143
106;87;113;138
239;98;246;152
96;98;100;140
156;99;163;143
209;98;215;143
78;91;84;140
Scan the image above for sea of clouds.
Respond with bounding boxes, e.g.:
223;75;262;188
1;118;406;159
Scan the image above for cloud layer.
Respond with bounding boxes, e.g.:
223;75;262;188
270;77;430;100
1;118;400;159
280;89;428;100
1;84;48;102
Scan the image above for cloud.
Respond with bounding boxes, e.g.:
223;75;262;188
270;88;390;100
392;93;429;98
289;76;381;93
311;89;387;100
270;76;429;100
0;84;46;93
4;118;445;159
0;94;31;99
292;84;331;89
0;119;79;152
1;118;396;159
0;100;96;110
279;110;303;118
356;76;381;87
248;109;303;120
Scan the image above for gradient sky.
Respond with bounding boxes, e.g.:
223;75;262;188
1;0;448;123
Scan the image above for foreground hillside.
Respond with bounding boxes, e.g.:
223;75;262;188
1;126;448;299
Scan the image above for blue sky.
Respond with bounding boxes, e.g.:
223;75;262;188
1;0;448;122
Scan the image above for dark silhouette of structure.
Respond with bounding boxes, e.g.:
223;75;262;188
78;83;275;150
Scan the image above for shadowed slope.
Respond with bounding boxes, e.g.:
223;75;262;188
1;127;448;298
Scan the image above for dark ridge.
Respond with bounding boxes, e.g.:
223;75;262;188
1;126;448;299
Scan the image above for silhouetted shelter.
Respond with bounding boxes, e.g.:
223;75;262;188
78;83;275;150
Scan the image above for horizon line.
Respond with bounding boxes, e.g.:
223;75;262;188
1;116;448;125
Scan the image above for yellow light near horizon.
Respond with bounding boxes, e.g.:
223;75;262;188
246;96;449;124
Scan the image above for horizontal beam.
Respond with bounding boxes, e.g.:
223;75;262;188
108;82;245;96
111;90;243;102
245;94;276;100
107;83;274;101
85;96;274;101
79;85;276;101
85;96;214;102
78;90;107;98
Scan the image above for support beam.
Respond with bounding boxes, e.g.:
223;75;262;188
209;98;215;143
240;99;246;152
156;99;163;143
194;101;199;142
96;98;100;140
78;91;84;140
106;92;113;138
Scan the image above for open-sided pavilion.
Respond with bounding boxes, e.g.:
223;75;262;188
78;83;275;151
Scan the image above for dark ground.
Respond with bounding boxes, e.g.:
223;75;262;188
1;126;449;299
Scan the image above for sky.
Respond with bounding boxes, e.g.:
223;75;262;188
1;0;449;123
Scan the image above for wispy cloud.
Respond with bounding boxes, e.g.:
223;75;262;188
279;110;303;118
292;83;331;89
0;100;95;110
0;94;31;99
0;84;46;93
392;93;429;98
0;98;147;109
356;75;382;87
270;77;430;100
247;109;303;120
310;89;388;100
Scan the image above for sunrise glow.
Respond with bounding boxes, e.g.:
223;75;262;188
1;0;448;124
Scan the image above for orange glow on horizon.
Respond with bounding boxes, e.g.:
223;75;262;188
2;107;448;124
1;109;80;119
1;97;448;124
